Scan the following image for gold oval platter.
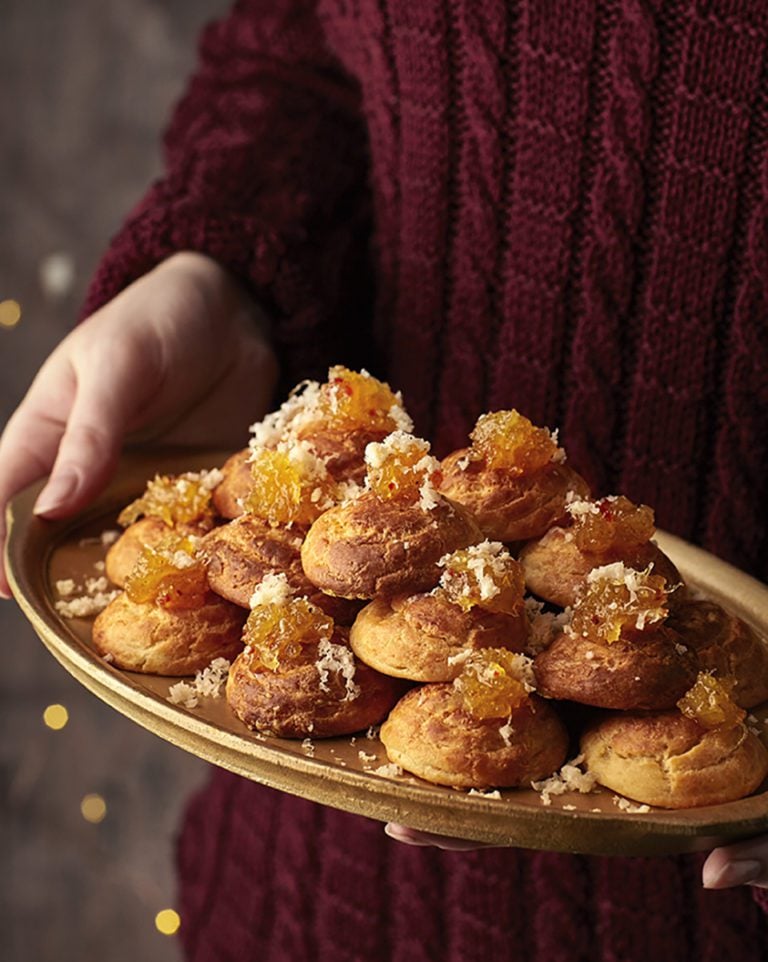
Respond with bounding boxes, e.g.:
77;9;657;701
5;449;768;857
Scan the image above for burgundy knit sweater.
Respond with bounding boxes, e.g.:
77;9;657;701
83;1;768;959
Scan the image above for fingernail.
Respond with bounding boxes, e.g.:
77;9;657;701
34;472;78;516
704;859;763;888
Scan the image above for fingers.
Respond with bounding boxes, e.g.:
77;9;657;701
702;835;768;889
384;823;491;851
1;344;140;600
33;354;138;518
0;391;73;598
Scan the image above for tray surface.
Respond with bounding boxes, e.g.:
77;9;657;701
6;450;768;856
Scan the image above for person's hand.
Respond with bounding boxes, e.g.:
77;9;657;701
386;823;768;890
384;824;491;851
0;251;278;598
702;836;768;889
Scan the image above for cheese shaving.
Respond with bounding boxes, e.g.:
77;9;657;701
249;572;295;609
373;763;403;778
167;658;231;709
316;639;360;701
248;380;323;449
612;796;651;814
524;598;572;654
54;569;121;619
531;755;597;806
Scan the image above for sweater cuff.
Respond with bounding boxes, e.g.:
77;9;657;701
79;187;352;389
81;192;284;320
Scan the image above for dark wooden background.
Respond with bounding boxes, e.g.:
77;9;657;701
1;3;231;959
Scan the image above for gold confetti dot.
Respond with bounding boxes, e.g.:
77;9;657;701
155;909;181;936
43;704;69;730
80;793;107;823
0;299;21;328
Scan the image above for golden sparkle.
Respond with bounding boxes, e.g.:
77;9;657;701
155;909;181;936
43;704;69;730
80;793;107;824
0;299;21;328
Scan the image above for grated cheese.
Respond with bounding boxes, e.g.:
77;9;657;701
167;657;231;709
248;380;323;449
499;719;515;747
524;598;573;653
373;763;403;778
54;568;121;619
249;572;295;609
316;639;360;701
564;492;600;520
612;796;651;814
438;540;512;602
531;755;597;806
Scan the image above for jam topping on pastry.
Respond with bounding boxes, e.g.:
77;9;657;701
438;542;525;616
118;469;222;528
677;672;746;730
454;649;535;720
244;442;337;525
124;532;209;610
469;409;563;475
316;366;412;434
242;597;334;672
364;432;442;508
568;562;669;644
566;494;656;553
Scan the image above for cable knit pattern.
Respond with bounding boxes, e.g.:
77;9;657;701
80;1;768;958
704;7;768;575
486;3;599;432
562;0;659;493
618;1;768;544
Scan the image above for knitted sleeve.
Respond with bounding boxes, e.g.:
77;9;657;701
81;0;373;386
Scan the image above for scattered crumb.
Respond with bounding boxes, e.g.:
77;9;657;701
301;738;315;756
525;598;572;654
316;640;360;701
373;763;403;778
55;579;76;597
55;587;120;619
446;649;473;668
467;789;502;799
499;720;515;747
366;725;379;740
612;796;651;814
562;804;577;811
531;755;597;806
167;658;231;709
358;750;378;763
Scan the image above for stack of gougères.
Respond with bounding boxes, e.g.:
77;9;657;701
93;367;768;809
